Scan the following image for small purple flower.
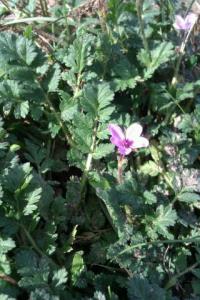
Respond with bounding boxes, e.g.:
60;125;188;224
173;13;198;31
108;123;149;156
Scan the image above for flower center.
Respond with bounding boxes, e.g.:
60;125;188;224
123;139;133;148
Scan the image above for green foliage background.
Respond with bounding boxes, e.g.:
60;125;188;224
0;0;200;299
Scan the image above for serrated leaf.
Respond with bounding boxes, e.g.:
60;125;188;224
93;143;114;159
178;192;200;204
62;102;78;121
52;268;68;288
152;205;177;239
82;82;114;120
30;289;59;300
128;277;167;300
143;191;157;205
14;101;29;118
44;63;61;92
0;237;15;254
23;187;42;215
140;160;162;177
138;42;174;79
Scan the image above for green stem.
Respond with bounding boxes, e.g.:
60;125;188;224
165;261;199;289
20;224;57;267
80;120;98;200
39;0;48;16
162;172;175;192
21;224;45;257
117;155;124;184
136;0;152;61
116;236;200;258
37;80;75;147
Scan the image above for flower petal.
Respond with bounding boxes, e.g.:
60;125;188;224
185;13;198;29
173;15;186;30
118;146;132;156
110;137;123;147
131;137;149;149
108;124;125;147
125;123;143;141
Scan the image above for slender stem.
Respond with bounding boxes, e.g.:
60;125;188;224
117;155;124;184
37;80;75;147
21;224;44;257
171;18;197;86
185;0;196;17
39;0;48;16
116;236;200;258
74;72;82;99
39;0;46;16
80;120;98;200
162;172;175;192
20;224;57;267
43;0;49;16
136;0;152;61
1;0;10;11
164;88;186;114
165;261;199;289
0;274;17;285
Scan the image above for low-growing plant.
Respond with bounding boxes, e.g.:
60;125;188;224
0;0;200;299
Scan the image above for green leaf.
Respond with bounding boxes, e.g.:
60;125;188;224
93;143;114;159
138;42;174;79
23;187;42;215
59;91;78;121
140;160;162;177
63;34;95;74
0;237;15;254
43;63;61;92
96;188;126;237
128;277;167;300
152;205;177;239
143;191;157;205
14;101;29;118
52;268;68;288
0;32;45;68
71;251;85;286
30;289;59;300
82;82;114;120
178;192;200;204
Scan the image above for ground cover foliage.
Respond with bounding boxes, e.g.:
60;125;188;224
0;0;200;299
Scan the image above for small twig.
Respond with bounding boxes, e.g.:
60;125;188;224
0;274;17;285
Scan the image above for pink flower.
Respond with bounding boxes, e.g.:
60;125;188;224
108;123;149;156
173;13;198;31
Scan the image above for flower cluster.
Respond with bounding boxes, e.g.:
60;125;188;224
108;123;149;156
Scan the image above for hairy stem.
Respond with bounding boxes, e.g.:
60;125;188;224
165;261;199;289
80;121;99;200
117;155;124;184
37;80;75;147
20;223;57;267
185;0;196;17
116;236;200;258
136;0;152;61
39;0;48;16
